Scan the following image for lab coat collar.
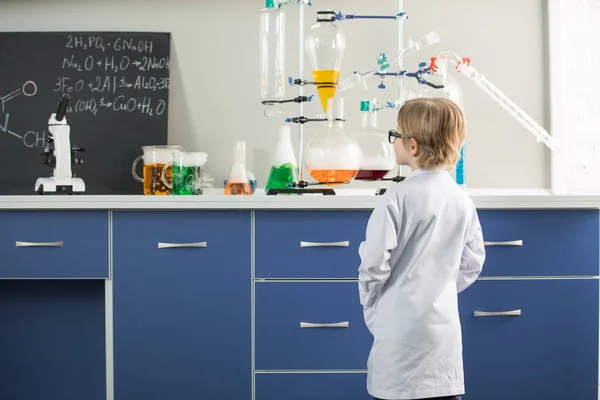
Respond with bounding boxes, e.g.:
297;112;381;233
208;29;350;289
404;168;449;180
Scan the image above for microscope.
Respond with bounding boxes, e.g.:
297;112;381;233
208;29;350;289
35;94;86;195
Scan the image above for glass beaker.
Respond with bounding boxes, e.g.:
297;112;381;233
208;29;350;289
161;151;208;195
132;145;183;195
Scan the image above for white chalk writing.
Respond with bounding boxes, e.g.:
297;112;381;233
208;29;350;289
1;33;169;149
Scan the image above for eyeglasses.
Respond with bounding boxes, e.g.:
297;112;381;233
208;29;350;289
388;130;402;144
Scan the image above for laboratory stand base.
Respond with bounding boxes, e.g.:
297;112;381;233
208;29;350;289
266;188;336;195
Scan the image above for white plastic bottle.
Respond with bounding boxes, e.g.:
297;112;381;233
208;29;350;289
260;0;286;102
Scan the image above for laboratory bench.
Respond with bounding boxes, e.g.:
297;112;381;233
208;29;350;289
0;192;599;400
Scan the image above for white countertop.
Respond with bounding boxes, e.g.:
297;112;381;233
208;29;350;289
1;189;600;209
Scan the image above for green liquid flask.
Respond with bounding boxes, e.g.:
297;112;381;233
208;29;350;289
265;126;299;193
266;163;298;190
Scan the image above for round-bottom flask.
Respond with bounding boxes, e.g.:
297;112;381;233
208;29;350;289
305;98;362;185
353;100;396;181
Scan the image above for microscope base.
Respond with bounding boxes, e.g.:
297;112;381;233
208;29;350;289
35;177;85;195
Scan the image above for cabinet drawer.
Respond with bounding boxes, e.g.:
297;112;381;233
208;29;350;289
459;279;598;400
0;211;109;279
255;373;369;400
478;210;599;276
255;211;370;279
255;282;371;370
111;210;251;271
113;210;252;400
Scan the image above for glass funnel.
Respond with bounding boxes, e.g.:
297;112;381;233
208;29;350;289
305;97;362;185
353;99;396;181
305;10;346;112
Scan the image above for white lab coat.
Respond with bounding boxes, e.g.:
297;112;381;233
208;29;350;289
358;168;485;400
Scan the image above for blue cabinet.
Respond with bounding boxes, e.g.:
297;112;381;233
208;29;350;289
255;211;370;279
477;210;599;277
254;209;600;400
459;279;599;400
255;282;371;370
0;211;109;279
0;280;106;400
113;211;252;400
0;206;596;400
255;373;370;399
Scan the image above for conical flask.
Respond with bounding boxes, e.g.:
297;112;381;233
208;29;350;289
225;141;252;195
305;97;362;185
305;10;346;112
354;98;396;181
266;126;299;191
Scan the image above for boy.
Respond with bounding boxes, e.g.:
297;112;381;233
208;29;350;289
358;97;486;400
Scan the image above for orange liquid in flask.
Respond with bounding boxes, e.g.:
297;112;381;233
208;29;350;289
312;70;340;112
308;169;358;186
225;181;252;195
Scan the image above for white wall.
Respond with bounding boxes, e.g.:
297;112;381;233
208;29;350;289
0;0;550;189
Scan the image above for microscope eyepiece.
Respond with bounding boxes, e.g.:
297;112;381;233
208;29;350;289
55;93;70;121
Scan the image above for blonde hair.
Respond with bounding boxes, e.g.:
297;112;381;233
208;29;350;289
397;97;466;169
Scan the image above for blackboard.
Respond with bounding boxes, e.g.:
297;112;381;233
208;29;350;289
0;31;171;195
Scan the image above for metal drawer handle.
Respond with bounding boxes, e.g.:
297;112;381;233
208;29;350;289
16;241;63;247
300;241;349;248
474;310;521;317
483;240;523;246
300;322;349;328
158;242;207;249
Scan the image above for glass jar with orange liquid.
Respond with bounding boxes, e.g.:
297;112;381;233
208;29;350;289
132;145;183;195
305;10;346;113
305;98;362;185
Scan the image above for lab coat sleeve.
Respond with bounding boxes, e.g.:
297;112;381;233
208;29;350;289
457;205;486;293
358;194;399;309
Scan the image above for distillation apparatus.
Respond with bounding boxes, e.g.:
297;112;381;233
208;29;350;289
260;0;438;195
260;1;557;195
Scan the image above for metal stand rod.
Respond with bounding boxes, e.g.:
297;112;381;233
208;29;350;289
397;0;404;104
298;3;305;182
396;0;404;178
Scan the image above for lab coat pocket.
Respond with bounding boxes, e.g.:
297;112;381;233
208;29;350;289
363;304;378;334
